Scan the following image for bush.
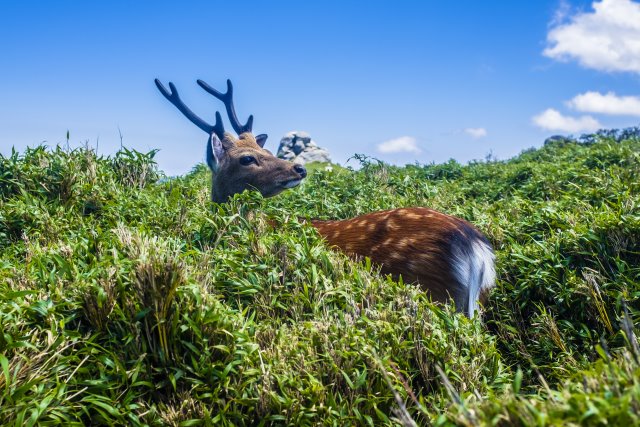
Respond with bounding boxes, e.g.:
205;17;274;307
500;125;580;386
0;137;639;425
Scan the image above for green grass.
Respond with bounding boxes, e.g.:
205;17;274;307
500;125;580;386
0;135;639;425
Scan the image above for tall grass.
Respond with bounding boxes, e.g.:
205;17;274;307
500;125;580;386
0;135;638;425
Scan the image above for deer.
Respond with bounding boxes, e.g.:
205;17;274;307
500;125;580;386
155;78;496;317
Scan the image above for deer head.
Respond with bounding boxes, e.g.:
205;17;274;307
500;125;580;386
155;79;307;203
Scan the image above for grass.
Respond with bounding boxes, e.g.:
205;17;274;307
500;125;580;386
0;133;639;425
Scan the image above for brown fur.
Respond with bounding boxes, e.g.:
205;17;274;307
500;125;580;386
311;207;486;304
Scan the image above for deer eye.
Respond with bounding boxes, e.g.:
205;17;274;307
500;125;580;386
239;155;256;166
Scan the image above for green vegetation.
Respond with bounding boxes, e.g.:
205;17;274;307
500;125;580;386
0;135;639;426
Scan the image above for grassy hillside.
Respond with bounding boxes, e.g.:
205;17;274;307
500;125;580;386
0;136;639;426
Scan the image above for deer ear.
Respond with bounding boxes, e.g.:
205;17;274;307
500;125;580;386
255;133;268;148
207;133;226;170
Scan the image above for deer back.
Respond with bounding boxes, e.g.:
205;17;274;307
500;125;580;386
311;207;495;315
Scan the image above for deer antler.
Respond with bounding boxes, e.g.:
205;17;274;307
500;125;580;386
154;79;225;140
197;79;254;135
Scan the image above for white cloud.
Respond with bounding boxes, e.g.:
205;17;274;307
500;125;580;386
567;91;640;116
532;108;602;133
376;136;420;154
464;127;488;138
544;0;640;74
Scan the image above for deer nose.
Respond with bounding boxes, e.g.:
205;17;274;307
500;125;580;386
293;164;307;178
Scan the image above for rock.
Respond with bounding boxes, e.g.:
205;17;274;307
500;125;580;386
277;131;331;164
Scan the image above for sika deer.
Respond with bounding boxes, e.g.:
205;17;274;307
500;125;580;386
155;79;495;316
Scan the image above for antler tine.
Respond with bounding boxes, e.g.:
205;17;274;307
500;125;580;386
197;79;253;134
212;111;225;141
155;79;225;139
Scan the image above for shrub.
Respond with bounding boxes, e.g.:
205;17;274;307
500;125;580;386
0;137;638;425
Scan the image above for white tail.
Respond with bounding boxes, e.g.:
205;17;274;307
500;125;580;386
451;238;496;316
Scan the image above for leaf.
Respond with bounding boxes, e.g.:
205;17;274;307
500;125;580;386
512;368;523;395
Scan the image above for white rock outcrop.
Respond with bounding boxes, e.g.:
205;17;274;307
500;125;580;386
277;131;331;164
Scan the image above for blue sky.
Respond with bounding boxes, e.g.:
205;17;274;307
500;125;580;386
1;0;639;175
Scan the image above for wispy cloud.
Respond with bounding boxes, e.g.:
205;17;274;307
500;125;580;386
567;91;640;116
463;127;488;138
544;0;640;74
376;136;421;154
532;108;601;133
549;0;572;27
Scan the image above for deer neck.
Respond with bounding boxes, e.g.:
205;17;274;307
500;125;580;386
211;172;231;204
